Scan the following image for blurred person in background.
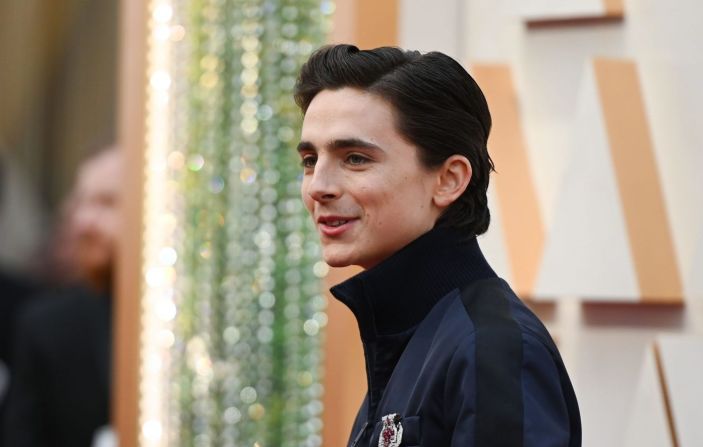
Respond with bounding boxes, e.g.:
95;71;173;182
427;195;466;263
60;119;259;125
2;147;122;447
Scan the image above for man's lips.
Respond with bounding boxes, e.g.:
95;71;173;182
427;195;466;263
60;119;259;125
316;215;359;236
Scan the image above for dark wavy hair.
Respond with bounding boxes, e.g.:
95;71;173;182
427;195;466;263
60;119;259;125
294;44;494;236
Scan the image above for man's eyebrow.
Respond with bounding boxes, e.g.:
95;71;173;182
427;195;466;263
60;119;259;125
297;141;315;153
297;138;382;153
329;138;382;151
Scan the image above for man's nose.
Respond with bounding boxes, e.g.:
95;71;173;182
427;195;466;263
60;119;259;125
306;161;341;202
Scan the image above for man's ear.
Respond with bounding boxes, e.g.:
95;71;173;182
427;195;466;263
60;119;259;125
433;155;472;208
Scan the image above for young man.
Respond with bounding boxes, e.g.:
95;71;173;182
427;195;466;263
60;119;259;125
294;45;581;447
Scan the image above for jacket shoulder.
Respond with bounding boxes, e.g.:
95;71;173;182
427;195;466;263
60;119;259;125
458;277;557;351
445;278;580;447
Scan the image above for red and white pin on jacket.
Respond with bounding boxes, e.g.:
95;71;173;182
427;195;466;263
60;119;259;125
378;413;403;447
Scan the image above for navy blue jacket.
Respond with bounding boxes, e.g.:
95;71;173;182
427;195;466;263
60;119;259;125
331;228;581;447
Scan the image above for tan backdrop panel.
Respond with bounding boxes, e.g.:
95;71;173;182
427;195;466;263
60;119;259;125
329;0;356;44
594;58;682;303
322;266;366;447
472;64;544;298
603;0;625;16
356;0;398;48
114;0;148;444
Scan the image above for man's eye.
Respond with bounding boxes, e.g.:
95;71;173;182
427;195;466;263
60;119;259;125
346;154;369;165
301;156;317;168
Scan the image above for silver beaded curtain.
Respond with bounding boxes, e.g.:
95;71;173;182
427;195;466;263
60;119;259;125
155;1;333;446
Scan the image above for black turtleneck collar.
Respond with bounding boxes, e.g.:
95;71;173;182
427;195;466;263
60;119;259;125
330;226;497;341
330;227;497;425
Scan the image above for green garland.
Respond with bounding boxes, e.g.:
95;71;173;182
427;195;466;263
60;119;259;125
165;1;332;445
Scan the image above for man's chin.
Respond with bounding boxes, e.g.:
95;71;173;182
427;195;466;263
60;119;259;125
76;258;113;289
77;258;110;274
322;253;379;270
322;247;358;269
322;257;354;269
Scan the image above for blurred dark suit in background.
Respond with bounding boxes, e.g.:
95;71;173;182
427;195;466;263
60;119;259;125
0;270;38;445
3;286;111;447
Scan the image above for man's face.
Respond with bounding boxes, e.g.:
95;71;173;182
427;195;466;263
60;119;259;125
70;152;122;282
299;88;441;269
